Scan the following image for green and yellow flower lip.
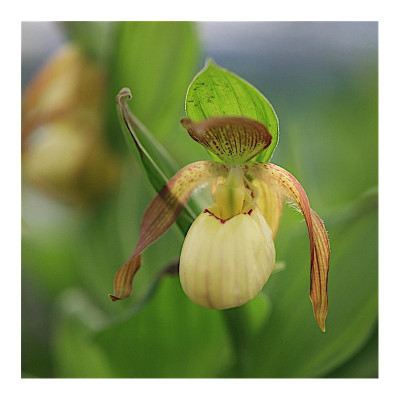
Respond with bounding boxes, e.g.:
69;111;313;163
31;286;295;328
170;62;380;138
110;88;330;332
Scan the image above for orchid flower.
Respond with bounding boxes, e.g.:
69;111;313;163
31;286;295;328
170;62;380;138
110;87;330;332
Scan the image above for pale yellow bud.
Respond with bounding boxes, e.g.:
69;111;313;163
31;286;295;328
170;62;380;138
179;207;276;310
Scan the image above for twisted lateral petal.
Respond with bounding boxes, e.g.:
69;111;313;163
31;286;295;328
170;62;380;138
110;160;227;301
246;162;330;331
109;254;142;301
135;161;227;255
181;116;272;164
309;210;330;332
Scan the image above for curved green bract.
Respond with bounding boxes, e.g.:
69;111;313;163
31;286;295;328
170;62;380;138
185;60;279;163
116;88;198;235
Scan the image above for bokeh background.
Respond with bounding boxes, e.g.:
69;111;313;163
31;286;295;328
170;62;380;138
21;21;378;378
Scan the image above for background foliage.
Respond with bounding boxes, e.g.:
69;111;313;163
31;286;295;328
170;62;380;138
21;21;378;378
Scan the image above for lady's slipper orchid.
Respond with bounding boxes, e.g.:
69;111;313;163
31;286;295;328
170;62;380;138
110;90;330;331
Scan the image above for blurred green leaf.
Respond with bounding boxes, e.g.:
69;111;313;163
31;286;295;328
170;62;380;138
325;322;378;378
106;21;200;152
62;21;116;63
22;230;81;298
94;277;233;378
21;277;54;378
53;289;115;378
242;191;378;377
276;66;378;211
185;60;279;162
244;293;273;336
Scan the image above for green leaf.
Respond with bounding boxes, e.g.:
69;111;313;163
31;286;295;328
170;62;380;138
116;88;199;235
94;277;233;378
325;322;378;378
22;225;82;299
62;21;116;63
107;21;200;148
117;88;177;189
52;289;116;378
185;60;279;162
242;192;378;377
109;22;204;235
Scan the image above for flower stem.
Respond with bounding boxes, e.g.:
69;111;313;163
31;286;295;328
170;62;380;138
222;306;251;378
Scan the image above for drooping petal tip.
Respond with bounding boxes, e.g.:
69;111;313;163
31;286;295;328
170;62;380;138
309;210;330;332
109;254;142;301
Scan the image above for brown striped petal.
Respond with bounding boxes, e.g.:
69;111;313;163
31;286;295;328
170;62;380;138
109;254;142;301
246;162;330;331
181;117;272;165
309;210;330;332
110;160;227;301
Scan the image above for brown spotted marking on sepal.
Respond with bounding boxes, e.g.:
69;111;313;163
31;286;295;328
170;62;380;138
181;116;272;165
132;160;227;256
110;160;227;301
